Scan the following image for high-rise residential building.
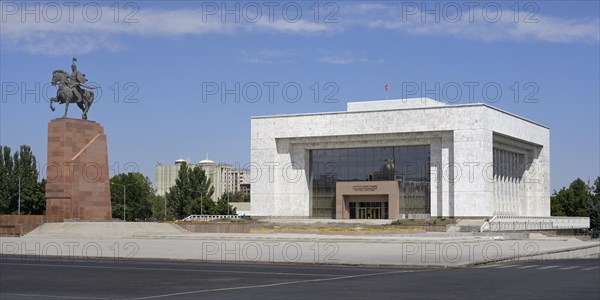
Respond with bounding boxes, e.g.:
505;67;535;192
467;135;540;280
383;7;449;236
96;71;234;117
155;154;249;202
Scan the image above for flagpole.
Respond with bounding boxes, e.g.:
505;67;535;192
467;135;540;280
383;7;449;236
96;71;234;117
385;81;389;100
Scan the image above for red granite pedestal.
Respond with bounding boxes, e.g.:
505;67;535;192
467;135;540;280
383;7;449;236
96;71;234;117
45;118;112;221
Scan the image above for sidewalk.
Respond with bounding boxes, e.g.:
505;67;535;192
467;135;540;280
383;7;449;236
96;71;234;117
1;223;598;267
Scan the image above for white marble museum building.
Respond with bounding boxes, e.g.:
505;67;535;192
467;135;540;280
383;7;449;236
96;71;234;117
250;98;550;220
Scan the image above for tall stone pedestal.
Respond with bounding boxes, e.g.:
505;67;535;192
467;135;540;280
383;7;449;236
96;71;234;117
45;118;112;221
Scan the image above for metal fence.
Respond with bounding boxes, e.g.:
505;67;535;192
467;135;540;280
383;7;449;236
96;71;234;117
181;215;242;222
481;216;590;232
485;221;554;231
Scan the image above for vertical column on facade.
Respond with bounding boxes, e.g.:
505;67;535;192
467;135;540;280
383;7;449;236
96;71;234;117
516;152;520;215
504;150;508;214
513;152;517;215
429;139;442;217
537;143;551;216
511;152;516;214
503;150;508;214
274;139;289;216
509;150;513;213
303;149;312;217
521;149;530;215
497;149;502;214
440;134;453;217
493;148;497;214
508;151;512;214
288;145;309;217
526;147;545;216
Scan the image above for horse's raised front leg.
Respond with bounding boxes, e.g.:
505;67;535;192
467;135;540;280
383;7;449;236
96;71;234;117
50;97;56;112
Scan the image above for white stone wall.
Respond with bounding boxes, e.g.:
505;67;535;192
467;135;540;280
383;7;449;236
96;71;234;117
250;101;550;217
485;108;550;216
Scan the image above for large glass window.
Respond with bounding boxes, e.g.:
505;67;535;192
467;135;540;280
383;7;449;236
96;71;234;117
310;145;430;218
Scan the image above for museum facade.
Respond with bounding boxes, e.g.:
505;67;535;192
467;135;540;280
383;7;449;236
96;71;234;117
250;98;550;219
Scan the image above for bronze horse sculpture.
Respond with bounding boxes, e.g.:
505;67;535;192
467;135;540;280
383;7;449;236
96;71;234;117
49;70;94;120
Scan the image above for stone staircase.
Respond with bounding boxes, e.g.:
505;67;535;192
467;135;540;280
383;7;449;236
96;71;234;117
25;222;190;238
447;219;486;232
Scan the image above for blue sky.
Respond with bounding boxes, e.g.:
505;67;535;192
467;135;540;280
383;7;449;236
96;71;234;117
1;1;598;192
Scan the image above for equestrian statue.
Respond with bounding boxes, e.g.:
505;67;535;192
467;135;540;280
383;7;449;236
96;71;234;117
49;57;97;120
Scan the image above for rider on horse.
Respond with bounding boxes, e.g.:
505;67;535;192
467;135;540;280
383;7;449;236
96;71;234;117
68;57;87;104
49;57;96;120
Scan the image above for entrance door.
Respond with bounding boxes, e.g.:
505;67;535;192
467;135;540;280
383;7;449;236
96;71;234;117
351;202;388;219
357;207;367;219
369;207;380;219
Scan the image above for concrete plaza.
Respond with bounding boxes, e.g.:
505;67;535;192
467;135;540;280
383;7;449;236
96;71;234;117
1;223;598;267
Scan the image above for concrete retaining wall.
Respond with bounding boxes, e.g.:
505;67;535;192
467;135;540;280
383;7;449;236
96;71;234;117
390;225;448;232
517;244;600;260
177;223;252;233
0;215;62;237
472;244;600;267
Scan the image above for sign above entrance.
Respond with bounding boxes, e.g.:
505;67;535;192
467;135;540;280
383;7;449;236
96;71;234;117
352;185;378;192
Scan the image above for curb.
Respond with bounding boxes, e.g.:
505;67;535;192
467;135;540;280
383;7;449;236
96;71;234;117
468;243;600;267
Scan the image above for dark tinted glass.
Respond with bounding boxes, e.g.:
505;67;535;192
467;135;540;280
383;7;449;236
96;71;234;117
310;145;431;218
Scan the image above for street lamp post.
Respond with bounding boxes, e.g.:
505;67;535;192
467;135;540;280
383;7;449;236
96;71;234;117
18;176;21;215
123;185;126;221
226;172;230;215
186;188;204;216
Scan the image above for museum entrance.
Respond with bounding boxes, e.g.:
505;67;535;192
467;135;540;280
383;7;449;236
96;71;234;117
349;202;388;219
336;182;399;219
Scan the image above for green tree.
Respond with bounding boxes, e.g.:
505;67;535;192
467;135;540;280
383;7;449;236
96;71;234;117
569;178;589;216
551;177;600;237
14;146;46;214
220;191;250;203
165;163;214;219
110;172;154;221
0;146;15;213
588;176;600;237
0;145;45;215
148;194;167;221
592;177;600;204
551;178;589;217
551;187;569;216
215;193;238;215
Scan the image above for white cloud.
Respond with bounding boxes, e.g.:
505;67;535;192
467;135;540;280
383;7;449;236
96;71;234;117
1;3;598;55
255;20;333;34
317;55;355;65
344;4;600;44
510;16;600;43
238;49;295;64
316;54;383;65
0;5;335;55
